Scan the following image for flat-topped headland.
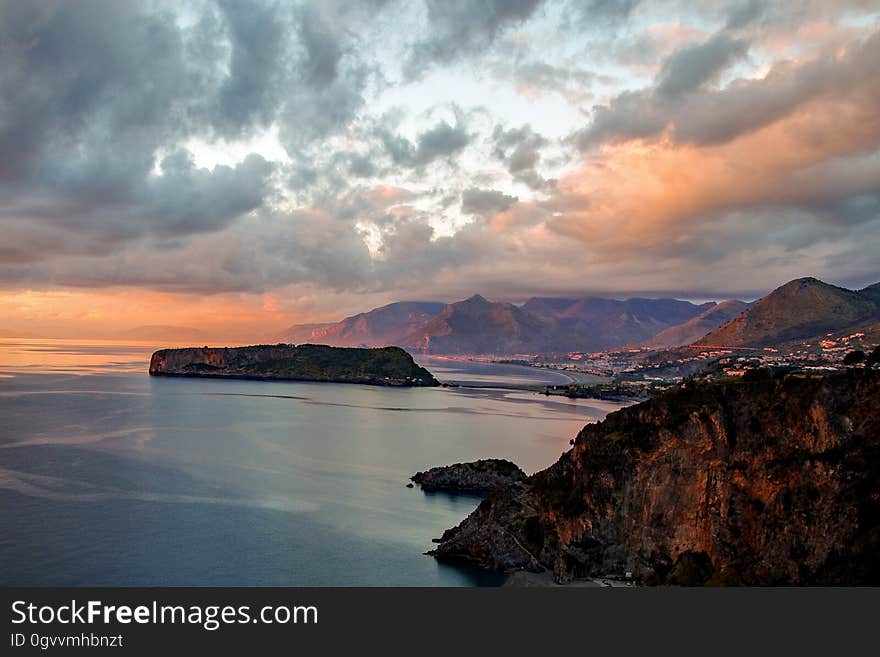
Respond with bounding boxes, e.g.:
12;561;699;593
149;343;439;387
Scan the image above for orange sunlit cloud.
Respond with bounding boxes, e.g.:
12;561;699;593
549;82;880;253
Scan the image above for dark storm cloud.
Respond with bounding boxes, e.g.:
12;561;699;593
576;28;880;149
404;0;545;78
460;188;518;216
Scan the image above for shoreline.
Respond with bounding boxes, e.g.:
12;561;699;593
148;370;437;387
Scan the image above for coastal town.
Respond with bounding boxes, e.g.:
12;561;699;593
477;330;880;401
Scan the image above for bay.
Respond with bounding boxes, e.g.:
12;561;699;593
0;339;625;586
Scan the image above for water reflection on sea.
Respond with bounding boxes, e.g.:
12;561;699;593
0;339;627;586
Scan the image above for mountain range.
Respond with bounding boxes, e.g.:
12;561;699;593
282;294;728;354
521;296;716;349
279;277;880;356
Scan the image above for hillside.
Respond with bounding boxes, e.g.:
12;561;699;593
430;370;880;585
860;282;880;304
149;344;438;387
695;277;879;347
281;301;444;347
399;295;573;355
524;296;714;351
645;300;750;348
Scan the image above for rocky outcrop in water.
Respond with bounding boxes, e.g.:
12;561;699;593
149;344;438;387
411;459;526;493
430;370;880;585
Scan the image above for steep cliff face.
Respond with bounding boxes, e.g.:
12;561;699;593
149;344;438;387
430;370;880;584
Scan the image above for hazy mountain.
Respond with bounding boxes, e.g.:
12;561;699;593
281;301;445;347
523;296;715;351
695;277;880;347
277;279;880;356
644;300;750;349
400;295;572;355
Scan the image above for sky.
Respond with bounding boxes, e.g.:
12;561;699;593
1;0;879;339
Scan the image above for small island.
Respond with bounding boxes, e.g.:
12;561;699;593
411;459;526;493
149;344;439;387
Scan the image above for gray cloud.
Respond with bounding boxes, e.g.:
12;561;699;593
0;0;378;260
492;125;552;190
656;33;749;99
404;0;545;78
378;112;473;168
566;0;644;26
725;0;766;30
512;61;598;102
139;151;274;236
577;29;880;149
213;0;289;136
461;188;518;216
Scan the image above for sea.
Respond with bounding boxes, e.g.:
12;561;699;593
0;339;624;586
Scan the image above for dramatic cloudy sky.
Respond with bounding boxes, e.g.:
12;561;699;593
2;0;879;338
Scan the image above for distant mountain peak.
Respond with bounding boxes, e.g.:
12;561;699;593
644;300;749;349
694;276;879;347
280;301;445;347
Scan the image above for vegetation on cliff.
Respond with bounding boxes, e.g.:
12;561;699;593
149;344;438;387
430;370;880;585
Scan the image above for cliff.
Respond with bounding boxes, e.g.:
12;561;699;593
149;344;438;387
430;370;880;584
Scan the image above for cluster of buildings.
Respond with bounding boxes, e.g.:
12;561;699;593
510;332;877;401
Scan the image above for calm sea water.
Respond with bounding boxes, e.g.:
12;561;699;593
0;340;623;586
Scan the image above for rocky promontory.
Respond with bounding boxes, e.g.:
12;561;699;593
149;344;438;387
411;459;526;493
429;370;880;585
